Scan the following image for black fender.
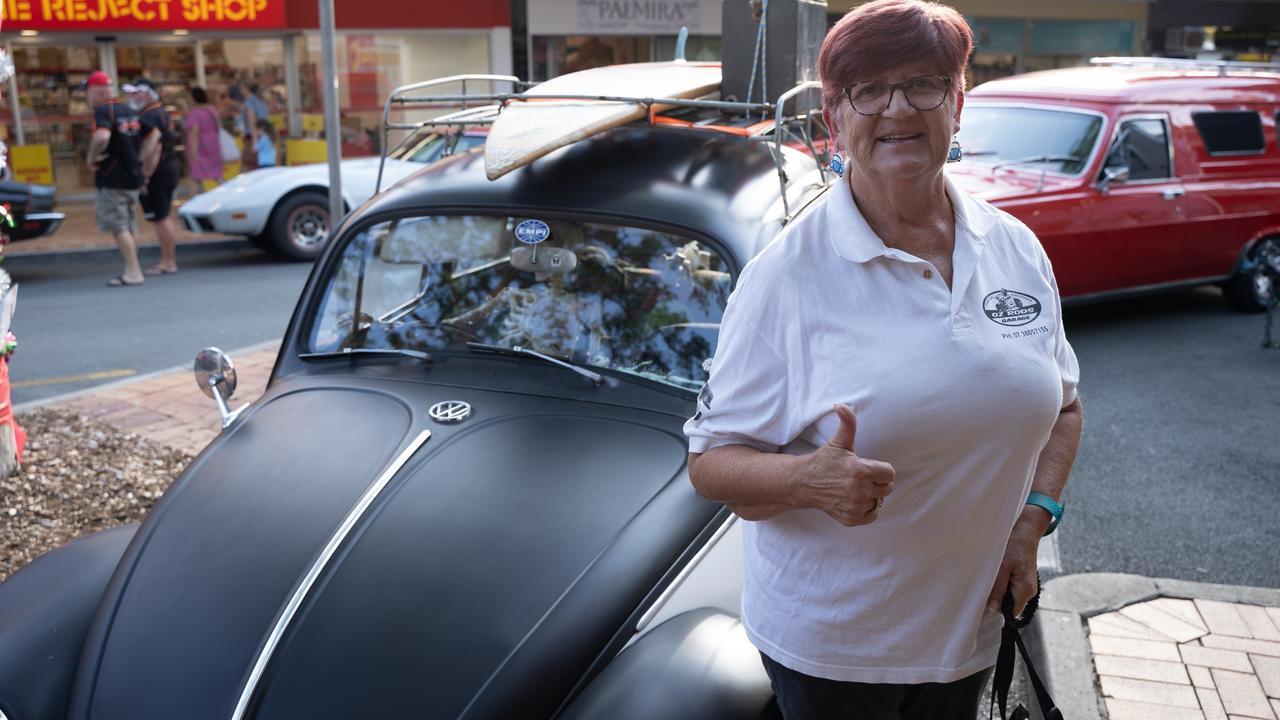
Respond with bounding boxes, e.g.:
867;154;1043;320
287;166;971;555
0;524;137;720
560;609;779;720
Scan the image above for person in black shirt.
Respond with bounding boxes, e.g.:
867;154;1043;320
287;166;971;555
85;71;145;287
126;79;180;275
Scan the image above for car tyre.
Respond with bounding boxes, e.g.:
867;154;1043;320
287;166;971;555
268;191;332;261
1223;236;1279;313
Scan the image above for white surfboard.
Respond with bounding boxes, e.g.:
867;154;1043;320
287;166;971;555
484;62;722;181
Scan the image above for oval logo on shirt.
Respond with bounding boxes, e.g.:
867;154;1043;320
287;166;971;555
982;289;1042;327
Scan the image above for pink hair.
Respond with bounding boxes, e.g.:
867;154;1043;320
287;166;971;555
818;0;972;116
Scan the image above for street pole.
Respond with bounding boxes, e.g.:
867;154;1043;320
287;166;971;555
5;43;24;145
319;0;343;230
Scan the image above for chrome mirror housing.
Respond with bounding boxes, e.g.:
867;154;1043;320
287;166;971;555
194;347;246;428
1099;165;1130;193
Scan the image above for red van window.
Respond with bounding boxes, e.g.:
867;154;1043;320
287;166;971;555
1192;111;1265;156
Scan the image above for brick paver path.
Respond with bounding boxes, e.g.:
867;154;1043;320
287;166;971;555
1092;597;1280;719
54;344;278;456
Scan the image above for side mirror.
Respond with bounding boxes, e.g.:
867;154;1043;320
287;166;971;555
194;347;246;429
1099;165;1130;193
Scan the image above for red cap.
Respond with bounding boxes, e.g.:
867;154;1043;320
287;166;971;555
84;71;112;88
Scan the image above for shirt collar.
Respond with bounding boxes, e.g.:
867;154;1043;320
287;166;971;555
825;173;998;264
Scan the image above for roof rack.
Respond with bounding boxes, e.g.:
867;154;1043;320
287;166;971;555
1090;56;1280;76
374;72;829;219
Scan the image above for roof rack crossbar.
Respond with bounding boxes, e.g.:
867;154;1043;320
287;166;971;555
377;76;521;193
376;73;828;205
1090;56;1280;76
771;81;825;221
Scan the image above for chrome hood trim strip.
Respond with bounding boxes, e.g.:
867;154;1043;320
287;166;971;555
230;429;432;720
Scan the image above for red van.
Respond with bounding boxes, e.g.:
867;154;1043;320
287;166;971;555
951;58;1280;311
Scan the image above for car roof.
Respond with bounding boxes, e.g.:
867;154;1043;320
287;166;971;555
354;123;823;268
969;66;1280;105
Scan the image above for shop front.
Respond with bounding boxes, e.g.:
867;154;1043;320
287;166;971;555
525;0;721;80
2;0;510;195
823;0;1149;86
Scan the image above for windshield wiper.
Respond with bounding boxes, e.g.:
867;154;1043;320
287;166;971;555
299;347;433;363
466;342;602;385
989;154;1082;173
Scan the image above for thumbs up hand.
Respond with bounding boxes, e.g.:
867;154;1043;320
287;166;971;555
799;404;896;527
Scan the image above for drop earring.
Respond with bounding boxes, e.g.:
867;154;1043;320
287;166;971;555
947;140;962;163
829;152;846;177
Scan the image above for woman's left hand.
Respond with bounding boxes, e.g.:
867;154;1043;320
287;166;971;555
986;507;1045;617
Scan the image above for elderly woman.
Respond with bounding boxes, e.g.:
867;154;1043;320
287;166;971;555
684;1;1083;717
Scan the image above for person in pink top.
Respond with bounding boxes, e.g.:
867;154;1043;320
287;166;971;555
185;87;224;194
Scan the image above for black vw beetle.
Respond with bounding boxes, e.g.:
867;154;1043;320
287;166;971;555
0;69;831;720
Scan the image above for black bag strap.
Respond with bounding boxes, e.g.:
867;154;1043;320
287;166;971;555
990;580;1063;720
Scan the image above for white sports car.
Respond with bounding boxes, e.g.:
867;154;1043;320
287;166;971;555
178;129;487;260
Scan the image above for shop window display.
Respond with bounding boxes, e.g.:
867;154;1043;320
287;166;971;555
4;45;100;193
297;33;491;157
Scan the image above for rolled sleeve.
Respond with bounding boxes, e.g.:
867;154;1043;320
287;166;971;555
684;288;795;454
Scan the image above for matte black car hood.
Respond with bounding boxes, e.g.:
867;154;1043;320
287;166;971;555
70;377;709;720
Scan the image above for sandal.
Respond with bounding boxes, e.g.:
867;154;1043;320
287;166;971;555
107;276;144;287
144;266;178;276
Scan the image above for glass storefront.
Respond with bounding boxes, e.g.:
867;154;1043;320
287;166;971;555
1;31;496;193
296;32;494;156
967;17;1137;83
6;44;99;193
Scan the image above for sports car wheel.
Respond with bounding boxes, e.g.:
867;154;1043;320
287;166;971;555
1224;236;1280;313
269;191;331;261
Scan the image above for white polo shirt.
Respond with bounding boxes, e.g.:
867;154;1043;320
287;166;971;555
684;174;1079;684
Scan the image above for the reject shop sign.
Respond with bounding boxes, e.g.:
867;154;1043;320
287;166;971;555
2;0;287;30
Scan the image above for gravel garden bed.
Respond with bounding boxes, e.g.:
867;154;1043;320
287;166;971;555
0;408;191;582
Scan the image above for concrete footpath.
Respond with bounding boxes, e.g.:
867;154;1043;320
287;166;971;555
19;338;1280;720
5;199;232;257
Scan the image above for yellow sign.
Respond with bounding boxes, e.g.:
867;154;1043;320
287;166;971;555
301;114;325;133
3;0;287;30
9;145;54;185
286;139;326;166
268;112;286;133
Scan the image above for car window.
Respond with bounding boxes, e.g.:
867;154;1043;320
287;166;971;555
1106;118;1171;181
1192;111;1265;156
957;106;1103;175
309;215;732;390
391;131;486;164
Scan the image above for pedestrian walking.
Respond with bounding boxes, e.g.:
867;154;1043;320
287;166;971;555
185;87;224;194
126;79;181;275
232;82;270;171
84;71;145;287
254;119;277;168
683;2;1084;718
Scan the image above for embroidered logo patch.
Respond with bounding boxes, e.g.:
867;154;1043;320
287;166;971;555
982;289;1042;327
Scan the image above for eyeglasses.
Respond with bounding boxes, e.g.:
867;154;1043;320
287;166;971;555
843;75;952;116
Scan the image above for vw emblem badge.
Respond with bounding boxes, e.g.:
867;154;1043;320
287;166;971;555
429;400;472;424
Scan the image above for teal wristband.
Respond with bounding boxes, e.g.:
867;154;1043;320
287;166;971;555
1025;492;1064;536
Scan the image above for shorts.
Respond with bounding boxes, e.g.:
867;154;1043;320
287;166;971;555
95;187;140;235
760;653;993;720
140;174;177;221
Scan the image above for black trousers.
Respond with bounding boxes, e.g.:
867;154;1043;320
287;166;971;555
761;653;993;720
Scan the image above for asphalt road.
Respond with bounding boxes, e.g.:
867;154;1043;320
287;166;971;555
5;241;1277;587
6;241;312;405
1058;287;1280;588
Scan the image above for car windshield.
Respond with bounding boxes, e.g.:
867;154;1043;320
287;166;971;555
957;106;1103;175
389;130;486;164
308;215;732;390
